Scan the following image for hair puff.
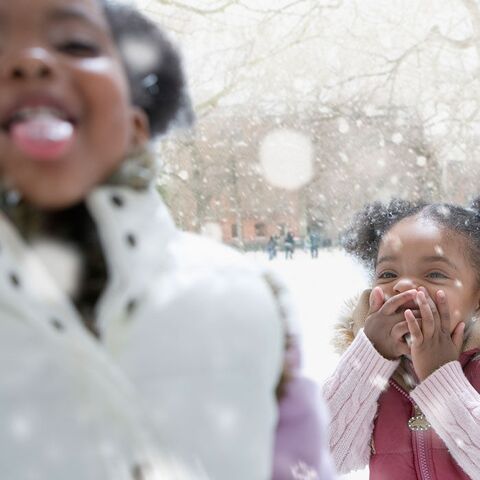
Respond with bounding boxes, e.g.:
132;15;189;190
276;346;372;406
101;0;194;137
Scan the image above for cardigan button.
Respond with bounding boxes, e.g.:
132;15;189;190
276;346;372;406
50;318;65;332
131;463;148;480
111;194;124;208
126;299;138;315
9;272;20;288
126;233;137;248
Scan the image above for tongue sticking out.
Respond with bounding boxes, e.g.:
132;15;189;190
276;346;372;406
10;114;75;161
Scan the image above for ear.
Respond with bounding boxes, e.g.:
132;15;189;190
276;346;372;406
473;289;480;314
129;107;150;149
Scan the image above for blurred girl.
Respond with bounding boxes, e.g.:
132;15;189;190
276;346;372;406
0;1;284;478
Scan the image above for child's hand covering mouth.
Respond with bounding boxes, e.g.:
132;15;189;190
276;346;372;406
395;299;419;313
381;293;420;315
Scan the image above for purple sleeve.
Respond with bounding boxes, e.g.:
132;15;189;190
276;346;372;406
273;374;336;479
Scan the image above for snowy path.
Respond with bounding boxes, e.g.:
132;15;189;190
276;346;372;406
249;249;370;479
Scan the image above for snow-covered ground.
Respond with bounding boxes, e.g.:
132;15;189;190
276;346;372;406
249;248;370;480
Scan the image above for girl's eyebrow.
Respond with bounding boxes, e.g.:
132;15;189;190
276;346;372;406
47;6;105;31
421;255;458;270
376;254;457;270
376;255;397;266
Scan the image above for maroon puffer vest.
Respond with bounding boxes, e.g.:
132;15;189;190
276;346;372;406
369;350;480;480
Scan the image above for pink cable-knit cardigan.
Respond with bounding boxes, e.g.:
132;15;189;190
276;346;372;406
323;291;480;478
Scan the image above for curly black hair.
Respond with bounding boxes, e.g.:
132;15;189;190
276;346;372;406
100;0;193;137
344;198;480;283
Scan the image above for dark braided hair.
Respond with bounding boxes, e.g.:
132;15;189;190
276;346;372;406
344;198;480;283
100;0;193;136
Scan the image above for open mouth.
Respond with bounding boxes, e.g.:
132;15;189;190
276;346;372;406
1;101;78;161
1;106;76;133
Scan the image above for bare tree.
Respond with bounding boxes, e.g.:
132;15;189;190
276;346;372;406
145;0;480;244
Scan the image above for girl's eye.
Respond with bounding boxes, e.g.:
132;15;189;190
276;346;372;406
377;271;397;279
427;271;448;279
58;41;100;57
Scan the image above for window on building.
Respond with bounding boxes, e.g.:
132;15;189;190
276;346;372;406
255;222;267;237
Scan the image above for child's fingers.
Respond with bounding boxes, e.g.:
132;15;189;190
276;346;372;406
451;321;465;352
418;287;441;326
381;289;417;315
417;291;435;339
405;309;423;346
435;290;451;333
368;286;385;313
392;321;413;355
391;320;409;340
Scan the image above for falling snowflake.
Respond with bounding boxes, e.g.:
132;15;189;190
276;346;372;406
178;170;189;181
291;462;318;480
436;205;451;217
120;36;159;75
259;129;313;190
338;118;350;134
416;156;427;167
391;133;403;144
371;374;389;391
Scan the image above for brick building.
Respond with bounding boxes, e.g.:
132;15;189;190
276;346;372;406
161;106;441;248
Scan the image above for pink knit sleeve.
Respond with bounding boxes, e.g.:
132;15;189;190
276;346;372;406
410;361;480;478
323;330;399;474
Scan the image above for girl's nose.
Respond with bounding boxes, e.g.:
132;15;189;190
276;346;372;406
393;278;417;293
2;48;53;81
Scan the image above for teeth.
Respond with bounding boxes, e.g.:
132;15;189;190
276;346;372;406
12;107;68;122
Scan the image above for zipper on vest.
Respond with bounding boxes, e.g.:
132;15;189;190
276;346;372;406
417;431;432;480
389;380;433;480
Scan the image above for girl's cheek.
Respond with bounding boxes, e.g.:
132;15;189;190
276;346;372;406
453;309;461;321
0;136;11;160
68;68;130;113
74;57;118;73
74;59;130;91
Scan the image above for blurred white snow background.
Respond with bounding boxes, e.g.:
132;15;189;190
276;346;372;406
250;248;370;480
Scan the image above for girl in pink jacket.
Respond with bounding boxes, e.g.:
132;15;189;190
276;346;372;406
324;199;480;479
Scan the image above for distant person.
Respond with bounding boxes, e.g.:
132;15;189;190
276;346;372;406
309;231;320;258
267;235;278;260
284;231;295;259
324;199;480;479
